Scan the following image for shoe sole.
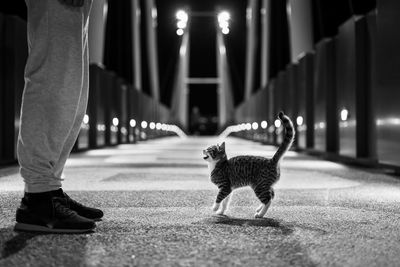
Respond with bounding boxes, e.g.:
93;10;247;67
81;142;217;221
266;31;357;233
14;223;95;234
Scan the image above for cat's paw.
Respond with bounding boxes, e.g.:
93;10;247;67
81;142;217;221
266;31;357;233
256;204;264;212
254;213;264;218
215;209;225;215
212;202;220;212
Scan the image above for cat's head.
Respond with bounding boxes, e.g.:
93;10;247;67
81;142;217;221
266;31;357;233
203;142;226;162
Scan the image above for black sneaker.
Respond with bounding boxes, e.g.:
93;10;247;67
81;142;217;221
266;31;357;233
52;189;104;221
14;194;95;234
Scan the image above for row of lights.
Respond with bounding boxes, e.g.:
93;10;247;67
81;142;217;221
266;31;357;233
219;108;351;139
82;115;186;138
176;10;188;36
218;11;230;35
175;10;231;36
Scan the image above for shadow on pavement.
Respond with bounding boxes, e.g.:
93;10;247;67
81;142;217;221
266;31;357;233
0;227;93;261
0;228;42;260
207;215;294;235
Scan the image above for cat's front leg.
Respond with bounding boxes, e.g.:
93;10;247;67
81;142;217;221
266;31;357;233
212;202;220;211
213;187;232;213
216;193;232;215
254;200;271;218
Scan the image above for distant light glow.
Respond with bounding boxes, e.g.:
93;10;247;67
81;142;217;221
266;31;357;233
121;127;128;135
112;118;119;127
176;10;188;22
219;46;226;55
141;121;148;129
261;121;268;129
252;122;259;130
152;7;158;19
296;116;304;126
176;28;184;36
177;21;187;29
340;108;349;121
149;122;156;130
274;119;282;128
219;20;229;29
221;27;230;35
130;119;136;128
218;11;231;35
83;114;89;124
218;11;231;23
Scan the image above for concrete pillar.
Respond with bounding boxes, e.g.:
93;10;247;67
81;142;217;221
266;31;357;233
260;0;271;88
88;0;107;65
131;0;142;91
143;0;160;101
286;0;314;63
170;32;190;130
217;32;235;128
244;0;259;100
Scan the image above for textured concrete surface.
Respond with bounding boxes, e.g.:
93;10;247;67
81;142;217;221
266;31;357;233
1;136;400;266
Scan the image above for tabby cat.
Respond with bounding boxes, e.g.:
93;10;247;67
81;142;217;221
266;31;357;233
203;111;295;218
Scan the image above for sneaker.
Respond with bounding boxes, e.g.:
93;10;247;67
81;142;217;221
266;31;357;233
52;189;104;221
14;194;95;234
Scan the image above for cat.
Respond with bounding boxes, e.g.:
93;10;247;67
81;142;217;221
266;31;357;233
203;111;294;218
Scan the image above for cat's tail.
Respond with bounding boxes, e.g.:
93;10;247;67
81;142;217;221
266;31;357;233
271;111;295;164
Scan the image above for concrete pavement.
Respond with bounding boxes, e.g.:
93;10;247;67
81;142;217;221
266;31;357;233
1;136;400;266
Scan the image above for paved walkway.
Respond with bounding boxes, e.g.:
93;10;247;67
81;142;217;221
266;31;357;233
1;136;400;266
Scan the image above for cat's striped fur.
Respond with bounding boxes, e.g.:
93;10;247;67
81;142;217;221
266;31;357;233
203;111;295;218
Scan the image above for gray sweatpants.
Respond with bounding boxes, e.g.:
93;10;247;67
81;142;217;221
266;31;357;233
18;0;93;193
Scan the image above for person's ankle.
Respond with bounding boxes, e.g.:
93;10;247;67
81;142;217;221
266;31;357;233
24;188;64;201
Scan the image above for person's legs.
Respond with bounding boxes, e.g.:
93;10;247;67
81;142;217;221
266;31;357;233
54;2;91;179
18;0;91;193
15;0;100;233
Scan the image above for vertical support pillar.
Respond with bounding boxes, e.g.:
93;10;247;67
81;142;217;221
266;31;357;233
286;0;314;63
260;0;271;88
88;0;107;65
244;0;259;100
216;31;235;129
131;0;142;91
170;32;190;130
143;0;160;101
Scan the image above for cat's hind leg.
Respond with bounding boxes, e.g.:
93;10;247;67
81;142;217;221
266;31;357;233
256;204;264;212
255;201;271;218
253;185;275;218
216;193;232;215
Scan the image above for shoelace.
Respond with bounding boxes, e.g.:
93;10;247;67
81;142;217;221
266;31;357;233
52;198;76;218
64;193;85;209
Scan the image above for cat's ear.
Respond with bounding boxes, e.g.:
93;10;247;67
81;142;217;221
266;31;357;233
220;142;225;151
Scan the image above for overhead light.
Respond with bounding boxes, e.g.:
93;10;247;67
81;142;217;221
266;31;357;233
176;28;184;36
218;11;230;23
176;10;188;22
141;121;148;129
221;27;230;35
83;114;89;124
177;20;187;29
112;118;119;127
130;119;136;128
261;121;268;129
252;122;259;130
296;116;304;126
340;108;349;121
149;122;156;130
274;119;281;128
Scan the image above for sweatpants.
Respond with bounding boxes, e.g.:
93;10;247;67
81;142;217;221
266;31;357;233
18;0;93;193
